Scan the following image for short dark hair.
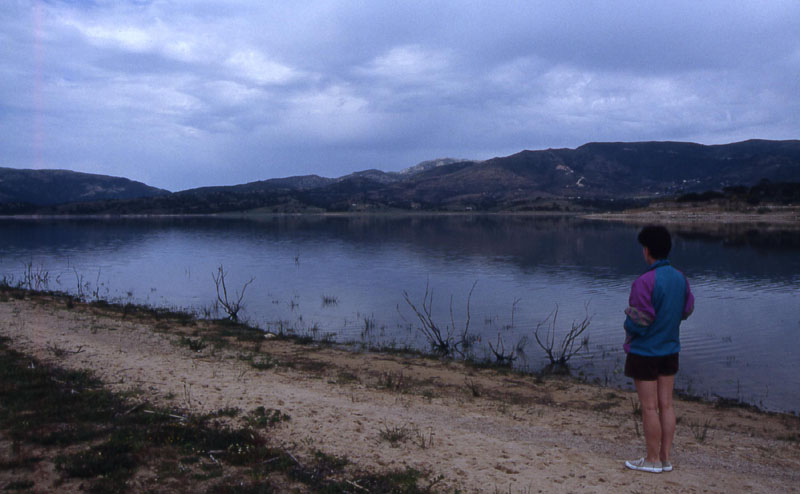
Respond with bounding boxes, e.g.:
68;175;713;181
637;225;671;259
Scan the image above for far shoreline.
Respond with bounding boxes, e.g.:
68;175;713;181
585;208;800;227
0;207;798;225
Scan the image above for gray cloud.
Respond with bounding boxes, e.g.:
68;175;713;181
1;0;798;190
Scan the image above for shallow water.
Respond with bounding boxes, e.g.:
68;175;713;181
1;215;798;412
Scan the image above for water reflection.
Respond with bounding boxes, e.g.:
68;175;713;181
0;214;798;412
3;215;799;283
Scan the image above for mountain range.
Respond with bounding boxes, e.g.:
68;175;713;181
2;139;799;214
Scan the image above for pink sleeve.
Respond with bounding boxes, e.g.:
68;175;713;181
625;272;656;326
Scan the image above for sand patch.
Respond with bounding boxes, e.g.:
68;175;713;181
1;295;798;493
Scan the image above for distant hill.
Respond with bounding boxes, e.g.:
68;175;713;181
0;167;169;211
3;140;799;214
399;158;477;176
361;139;800;211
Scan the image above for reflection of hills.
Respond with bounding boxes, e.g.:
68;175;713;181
0;219;160;257
3;216;798;284
267;215;800;283
668;224;800;251
228;214;643;277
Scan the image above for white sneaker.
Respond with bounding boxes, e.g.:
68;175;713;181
625;457;663;473
661;461;673;472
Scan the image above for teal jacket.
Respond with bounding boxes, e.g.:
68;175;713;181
623;259;694;356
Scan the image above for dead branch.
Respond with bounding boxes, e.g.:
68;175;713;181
532;303;592;373
212;265;255;321
144;409;187;421
487;333;527;367
402;280;477;358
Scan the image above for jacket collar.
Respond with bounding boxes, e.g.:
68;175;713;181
647;259;670;271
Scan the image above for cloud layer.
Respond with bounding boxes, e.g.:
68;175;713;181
2;0;798;190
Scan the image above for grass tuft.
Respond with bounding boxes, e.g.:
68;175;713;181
321;295;339;307
178;335;208;352
245;407;290;429
378;423;412;446
250;356;277;370
689;418;713;443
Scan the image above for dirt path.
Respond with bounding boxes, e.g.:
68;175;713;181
2;296;799;493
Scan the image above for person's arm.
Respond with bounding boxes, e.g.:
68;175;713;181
624;276;655;336
624;313;651;336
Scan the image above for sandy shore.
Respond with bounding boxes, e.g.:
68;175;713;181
1;294;799;493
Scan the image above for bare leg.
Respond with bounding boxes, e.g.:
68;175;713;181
634;379;661;463
657;374;676;463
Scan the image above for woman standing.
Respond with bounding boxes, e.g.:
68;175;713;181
623;225;694;473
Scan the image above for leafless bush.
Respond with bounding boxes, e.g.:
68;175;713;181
488;333;528;367
0;274;17;289
212;265;254;321
91;268;107;301
378;422;412;446
532;304;591;373
377;371;408;392
73;268;89;300
464;377;482;397
413;426;435;449
402;281;477;358
22;262;50;291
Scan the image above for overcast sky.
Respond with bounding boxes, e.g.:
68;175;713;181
2;1;798;191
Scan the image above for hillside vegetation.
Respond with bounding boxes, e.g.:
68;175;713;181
2;139;799;214
0;167;168;211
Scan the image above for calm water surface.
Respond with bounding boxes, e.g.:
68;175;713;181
1;215;798;412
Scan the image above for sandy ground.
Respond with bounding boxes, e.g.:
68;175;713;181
1;295;799;493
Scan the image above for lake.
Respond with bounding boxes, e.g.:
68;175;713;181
1;214;798;413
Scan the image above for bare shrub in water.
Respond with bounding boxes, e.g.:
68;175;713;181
21;262;50;291
402;281;477;358
487;333;527;367
532;304;591;373
212;265;254;321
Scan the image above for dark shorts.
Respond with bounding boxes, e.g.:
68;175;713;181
624;352;679;381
